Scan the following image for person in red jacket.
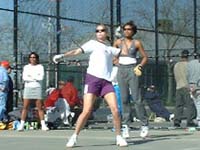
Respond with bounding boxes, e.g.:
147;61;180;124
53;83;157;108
44;81;65;108
60;76;81;108
45;80;78;126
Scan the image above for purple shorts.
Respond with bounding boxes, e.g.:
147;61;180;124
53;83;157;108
84;73;114;97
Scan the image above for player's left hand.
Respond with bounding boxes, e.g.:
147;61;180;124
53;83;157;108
133;64;143;76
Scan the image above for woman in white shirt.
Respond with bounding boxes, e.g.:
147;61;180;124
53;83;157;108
18;52;49;131
53;24;127;147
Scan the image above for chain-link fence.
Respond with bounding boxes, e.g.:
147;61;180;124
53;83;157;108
0;0;200;106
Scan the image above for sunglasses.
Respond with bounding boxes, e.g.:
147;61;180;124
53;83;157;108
95;29;106;33
29;56;36;58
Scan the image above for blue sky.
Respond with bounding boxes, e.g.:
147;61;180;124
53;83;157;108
0;0;13;24
0;0;13;9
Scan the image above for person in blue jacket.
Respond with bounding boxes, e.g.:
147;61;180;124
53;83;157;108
0;61;9;121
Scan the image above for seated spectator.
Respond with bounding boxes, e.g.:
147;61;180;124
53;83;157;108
44;81;65;108
144;85;174;121
60;76;82;108
45;78;82;127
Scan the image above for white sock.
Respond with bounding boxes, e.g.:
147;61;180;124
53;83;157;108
41;120;46;127
20;120;25;126
72;133;78;138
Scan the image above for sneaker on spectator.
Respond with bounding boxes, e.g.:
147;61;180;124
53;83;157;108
122;124;130;138
17;124;24;131
116;135;128;147
169;114;175;121
41;125;49;131
140;126;149;138
66;134;77;148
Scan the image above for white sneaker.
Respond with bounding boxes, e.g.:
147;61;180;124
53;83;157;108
116;135;128;147
41;126;49;131
66;134;77;148
140;126;149;138
17;124;24;131
169;114;175;121
70;112;75;118
122;124;130;138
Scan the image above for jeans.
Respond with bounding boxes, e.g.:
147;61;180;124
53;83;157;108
0;92;8;120
147;100;171;120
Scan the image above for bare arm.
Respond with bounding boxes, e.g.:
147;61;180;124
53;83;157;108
113;39;121;48
53;48;83;64
63;48;83;57
113;39;122;61
135;40;148;66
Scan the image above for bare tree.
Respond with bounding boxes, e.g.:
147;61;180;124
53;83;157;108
134;0;194;104
0;23;13;61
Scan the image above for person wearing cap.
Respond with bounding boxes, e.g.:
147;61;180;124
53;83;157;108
173;50;196;127
2;61;14;120
0;60;9;121
144;85;174;121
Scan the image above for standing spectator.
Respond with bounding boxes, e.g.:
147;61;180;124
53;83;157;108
173;50;196;127
17;52;49;131
1;61;14;121
53;24;127;147
187;53;200;126
113;20;149;138
0;61;9;121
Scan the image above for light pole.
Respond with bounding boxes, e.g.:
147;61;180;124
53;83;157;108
47;16;53;88
55;0;61;88
13;0;18;108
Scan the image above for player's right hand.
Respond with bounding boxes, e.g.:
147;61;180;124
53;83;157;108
53;54;64;64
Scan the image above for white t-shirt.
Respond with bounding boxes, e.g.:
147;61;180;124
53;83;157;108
23;64;44;88
81;40;120;81
110;66;118;85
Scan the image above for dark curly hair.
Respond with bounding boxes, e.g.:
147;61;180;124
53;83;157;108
123;20;137;35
